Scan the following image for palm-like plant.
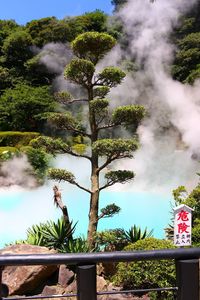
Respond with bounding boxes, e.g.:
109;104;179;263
41;218;76;249
15;218;76;251
62;237;92;253
125;225;153;243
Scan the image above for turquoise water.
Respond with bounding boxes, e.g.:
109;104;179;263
0;184;172;248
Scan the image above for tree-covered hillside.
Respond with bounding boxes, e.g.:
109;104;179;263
0;2;199;132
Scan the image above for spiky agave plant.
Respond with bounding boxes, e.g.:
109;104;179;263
14;218;76;251
40;218;76;250
125;225;153;243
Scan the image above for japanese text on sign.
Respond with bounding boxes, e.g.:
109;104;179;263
174;205;193;247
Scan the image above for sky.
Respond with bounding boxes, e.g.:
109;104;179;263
0;0;113;25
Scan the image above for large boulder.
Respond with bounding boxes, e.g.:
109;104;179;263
0;244;58;295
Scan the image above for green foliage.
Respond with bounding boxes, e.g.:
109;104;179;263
95;225;154;251
30;136;70;154
39;218;75;250
0;84;55;131
105;170;134;184
26;17;72;47
71;32;116;64
64;58;95;86
192;219;200;247
172;5;200;83
113;238;176;300
172;185;188;205
90;99;109;112
93;86;110;98
25;54;55;85
0;66;12;93
15;218;76;250
95;228;127;251
124;225;153;243
45;112;82;132
54;91;73;104
2;29;33;70
0;147;18;161
112;105;146;127
72;143;86;155
21;146;51;180
69;10;108;35
0;131;40;147
0;20;19;52
111;0;128;11
99;203;121;219
96;67;126;87
48;168;76;184
166;183;200;244
173;184;200;220
92;138;138;157
62;236;91;253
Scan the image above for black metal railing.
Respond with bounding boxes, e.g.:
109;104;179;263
0;247;200;300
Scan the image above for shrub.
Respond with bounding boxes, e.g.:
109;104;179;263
0;131;40;147
112;238;176;300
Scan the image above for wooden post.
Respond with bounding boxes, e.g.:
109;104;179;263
77;264;97;300
176;259;199;300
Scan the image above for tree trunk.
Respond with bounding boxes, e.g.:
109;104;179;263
87;172;100;249
53;185;73;240
87;86;100;249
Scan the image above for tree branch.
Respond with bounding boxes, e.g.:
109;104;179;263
72;181;92;194
64;99;88;104
62;124;91;138
97;123;118;131
99;181;117;191
67;149;91;161
97;153;132;173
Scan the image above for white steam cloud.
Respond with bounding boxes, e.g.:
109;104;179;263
0;156;37;188
106;0;200;192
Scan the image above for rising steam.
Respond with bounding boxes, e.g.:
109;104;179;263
107;0;200;192
0;155;37;188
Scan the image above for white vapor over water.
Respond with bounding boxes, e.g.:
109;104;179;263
106;0;200;192
0;156;37;188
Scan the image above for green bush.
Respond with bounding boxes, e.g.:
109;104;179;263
0;131;40;147
21;146;51;180
0;146;18;160
112;238;176;300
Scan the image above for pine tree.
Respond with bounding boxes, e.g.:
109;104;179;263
31;32;145;249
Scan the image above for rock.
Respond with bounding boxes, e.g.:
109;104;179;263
97;275;108;291
65;280;77;293
1;244;58;296
58;265;74;287
42;285;67;296
41;284;75;300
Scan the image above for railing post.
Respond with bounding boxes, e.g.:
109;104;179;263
77;264;97;300
176;259;199;300
0;267;2;300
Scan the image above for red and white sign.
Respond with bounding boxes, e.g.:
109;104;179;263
174;204;193;247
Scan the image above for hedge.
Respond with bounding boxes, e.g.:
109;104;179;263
0;131;40;147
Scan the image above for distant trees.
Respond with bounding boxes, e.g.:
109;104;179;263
31;31;145;248
111;0;128;11
0;84;55;131
172;0;200;83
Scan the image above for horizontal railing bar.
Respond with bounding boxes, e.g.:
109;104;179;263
2;294;77;300
0;287;178;300
97;286;178;295
0;248;200;266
